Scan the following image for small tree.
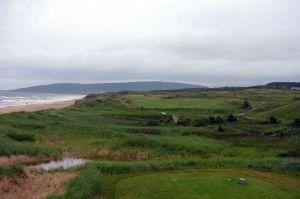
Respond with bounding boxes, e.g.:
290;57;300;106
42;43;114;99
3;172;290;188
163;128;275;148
227;114;237;122
242;100;252;109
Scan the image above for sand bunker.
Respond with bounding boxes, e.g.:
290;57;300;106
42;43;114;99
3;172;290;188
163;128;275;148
0;170;76;199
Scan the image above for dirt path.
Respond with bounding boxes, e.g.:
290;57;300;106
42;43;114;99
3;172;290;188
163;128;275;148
0;169;76;199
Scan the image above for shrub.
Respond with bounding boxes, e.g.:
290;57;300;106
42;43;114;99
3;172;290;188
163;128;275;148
146;120;159;126
242;100;252;109
278;150;300;158
208;116;216;125
292;118;300;128
227;114;237;122
177;117;191;126
215;117;224;124
6;132;35;142
218;126;225;132
195;119;207;127
269;116;279;124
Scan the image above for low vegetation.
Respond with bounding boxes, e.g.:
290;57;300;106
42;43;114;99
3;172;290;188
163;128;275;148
0;165;24;178
6;132;35;142
0;88;300;198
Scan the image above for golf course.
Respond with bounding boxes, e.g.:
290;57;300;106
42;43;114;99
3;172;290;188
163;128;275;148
0;88;300;198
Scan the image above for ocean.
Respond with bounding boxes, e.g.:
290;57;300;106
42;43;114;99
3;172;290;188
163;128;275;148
0;91;84;108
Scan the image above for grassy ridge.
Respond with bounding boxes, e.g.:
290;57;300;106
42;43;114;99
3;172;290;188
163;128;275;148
0;89;299;159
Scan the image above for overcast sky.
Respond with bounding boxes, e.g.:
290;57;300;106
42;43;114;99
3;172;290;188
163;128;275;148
0;0;299;89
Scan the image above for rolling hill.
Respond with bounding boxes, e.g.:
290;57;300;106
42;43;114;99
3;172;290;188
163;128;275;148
12;81;205;94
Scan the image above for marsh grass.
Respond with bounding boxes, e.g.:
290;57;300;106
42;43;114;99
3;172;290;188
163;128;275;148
0;138;61;157
0;165;24;178
6;132;35;142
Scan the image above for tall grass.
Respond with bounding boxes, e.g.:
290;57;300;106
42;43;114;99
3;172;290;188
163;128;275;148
6;132;35;142
0;165;24;178
0;138;61;158
91;158;300;174
48;167;102;199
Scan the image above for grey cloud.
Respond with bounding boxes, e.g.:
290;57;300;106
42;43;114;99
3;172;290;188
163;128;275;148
0;0;299;89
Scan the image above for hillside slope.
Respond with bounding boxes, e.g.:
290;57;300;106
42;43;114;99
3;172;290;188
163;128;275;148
13;81;205;94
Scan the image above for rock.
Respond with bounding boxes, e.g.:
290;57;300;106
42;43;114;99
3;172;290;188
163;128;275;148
239;178;247;184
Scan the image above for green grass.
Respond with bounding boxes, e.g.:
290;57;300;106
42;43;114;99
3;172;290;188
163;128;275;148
48;158;300;199
115;171;300;199
0;88;300;198
48;167;102;199
258;100;300;121
128;94;232;109
6;132;35;142
0;138;61;158
0;165;24;178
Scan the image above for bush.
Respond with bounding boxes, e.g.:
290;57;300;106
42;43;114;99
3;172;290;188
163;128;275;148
269;116;279;124
208;116;216;125
177;117;191;126
6;132;35;142
227;114;237;122
242;100;252;109
195;119;207;127
278;150;300;158
292;118;300;128
146;120;159;126
218;126;225;132
215;117;224;124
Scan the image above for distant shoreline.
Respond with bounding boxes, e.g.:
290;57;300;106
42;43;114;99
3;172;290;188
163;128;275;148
0;99;79;115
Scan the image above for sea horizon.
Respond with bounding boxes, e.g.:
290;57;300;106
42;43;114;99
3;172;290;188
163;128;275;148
0;90;84;108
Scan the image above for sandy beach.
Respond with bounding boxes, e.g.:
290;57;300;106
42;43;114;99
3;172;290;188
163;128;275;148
0;99;78;115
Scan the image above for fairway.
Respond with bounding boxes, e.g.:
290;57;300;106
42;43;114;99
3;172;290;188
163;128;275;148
128;94;231;109
115;171;300;199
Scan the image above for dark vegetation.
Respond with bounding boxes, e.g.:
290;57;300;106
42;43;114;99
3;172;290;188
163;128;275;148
293;119;300;128
0;165;24;178
6;132;35;142
227;114;238;122
242;100;252;109
265;82;300;89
